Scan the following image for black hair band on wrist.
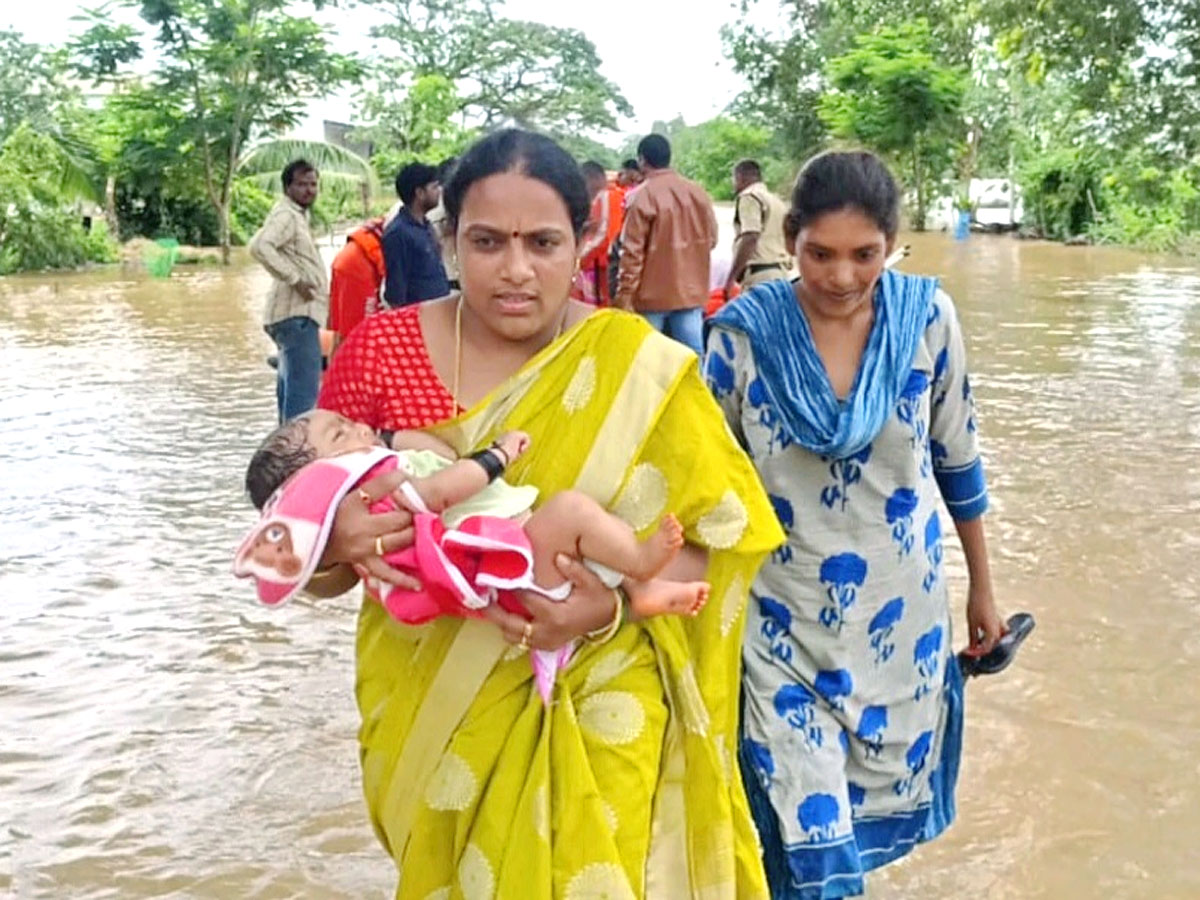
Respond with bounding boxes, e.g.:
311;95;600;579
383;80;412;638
488;441;510;467
378;429;395;449
467;448;506;483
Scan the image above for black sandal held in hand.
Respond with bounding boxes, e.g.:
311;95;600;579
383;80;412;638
959;612;1036;678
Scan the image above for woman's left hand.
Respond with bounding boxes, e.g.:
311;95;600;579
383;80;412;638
965;584;1004;655
481;554;615;650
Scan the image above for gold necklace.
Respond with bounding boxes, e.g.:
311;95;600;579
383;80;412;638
452;297;568;410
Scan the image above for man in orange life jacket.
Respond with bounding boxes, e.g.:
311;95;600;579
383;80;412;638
327;217;386;354
577;161;625;306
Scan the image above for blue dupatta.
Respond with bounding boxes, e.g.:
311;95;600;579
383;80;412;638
710;269;937;460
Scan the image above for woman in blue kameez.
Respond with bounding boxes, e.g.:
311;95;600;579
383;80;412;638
705;151;1005;900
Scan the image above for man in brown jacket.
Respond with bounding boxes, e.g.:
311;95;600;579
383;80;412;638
615;134;718;353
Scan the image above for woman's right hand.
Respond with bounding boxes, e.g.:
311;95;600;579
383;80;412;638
482;554;617;650
320;468;421;590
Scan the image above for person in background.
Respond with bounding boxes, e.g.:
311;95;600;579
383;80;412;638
327;217;386;354
576;160;624;305
249;158;328;422
605;159;644;301
381;162;449;308
426;156;460;291
615;134;718;354
707;245;738;317
616;157;643;195
726;158;792;299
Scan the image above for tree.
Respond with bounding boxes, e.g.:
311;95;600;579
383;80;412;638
0;125;117;274
673;119;782;200
73;0;359;262
0;30;73;142
0;29;105;212
983;0;1164;107
818;21;967;229
720;4;834;162
360;0;631;152
356;73;477;179
721;0;973;162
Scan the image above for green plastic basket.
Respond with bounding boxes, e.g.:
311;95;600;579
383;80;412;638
145;237;180;278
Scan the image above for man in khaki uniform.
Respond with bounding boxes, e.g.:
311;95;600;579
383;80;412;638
726;159;792;298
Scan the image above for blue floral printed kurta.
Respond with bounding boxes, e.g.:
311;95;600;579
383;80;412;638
706;288;987;900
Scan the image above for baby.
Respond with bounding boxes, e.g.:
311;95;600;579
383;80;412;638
234;410;709;702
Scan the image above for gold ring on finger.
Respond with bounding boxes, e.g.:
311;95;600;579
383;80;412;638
374;535;385;557
517;620;533;651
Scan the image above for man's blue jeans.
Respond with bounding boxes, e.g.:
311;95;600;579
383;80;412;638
265;315;322;422
641;308;704;355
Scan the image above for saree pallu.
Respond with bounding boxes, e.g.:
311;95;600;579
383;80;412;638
355;309;784;899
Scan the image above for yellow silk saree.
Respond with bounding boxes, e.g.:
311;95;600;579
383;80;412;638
354;309;784;899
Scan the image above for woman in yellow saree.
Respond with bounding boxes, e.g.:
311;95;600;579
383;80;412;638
315;130;783;899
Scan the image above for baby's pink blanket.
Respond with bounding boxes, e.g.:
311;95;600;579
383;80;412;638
233;446;573;702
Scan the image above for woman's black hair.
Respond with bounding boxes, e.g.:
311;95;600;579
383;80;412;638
785;150;900;241
443;129;591;239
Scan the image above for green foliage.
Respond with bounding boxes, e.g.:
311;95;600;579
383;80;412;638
721;0;973;162
719;12;830;162
230;179;276;245
359;74;477;181
818;20;966;228
983;0;1159;107
723;0;1200;248
359;0;631;170
0;126;117;274
672;119;783;201
557;134;621;171
1088;157;1200;251
72;0;360;260
82;220;120;264
0;30;73;142
310;177;372;233
1017;146;1105;239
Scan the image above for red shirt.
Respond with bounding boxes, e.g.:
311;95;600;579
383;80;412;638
317;304;460;430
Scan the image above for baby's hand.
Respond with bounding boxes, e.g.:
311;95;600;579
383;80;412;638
494;430;531;463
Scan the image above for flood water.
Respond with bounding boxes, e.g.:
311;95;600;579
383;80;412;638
2;232;1198;899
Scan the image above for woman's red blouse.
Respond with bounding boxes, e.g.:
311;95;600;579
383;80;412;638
317;305;460;430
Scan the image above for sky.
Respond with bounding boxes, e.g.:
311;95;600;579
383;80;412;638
4;0;769;143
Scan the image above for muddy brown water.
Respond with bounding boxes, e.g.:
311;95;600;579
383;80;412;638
2;233;1198;898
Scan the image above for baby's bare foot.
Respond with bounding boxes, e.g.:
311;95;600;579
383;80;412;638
628;514;684;580
629;580;710;619
688;583;710;616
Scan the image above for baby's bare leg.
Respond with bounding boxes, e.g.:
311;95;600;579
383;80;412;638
624;577;710;619
523;490;684;587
